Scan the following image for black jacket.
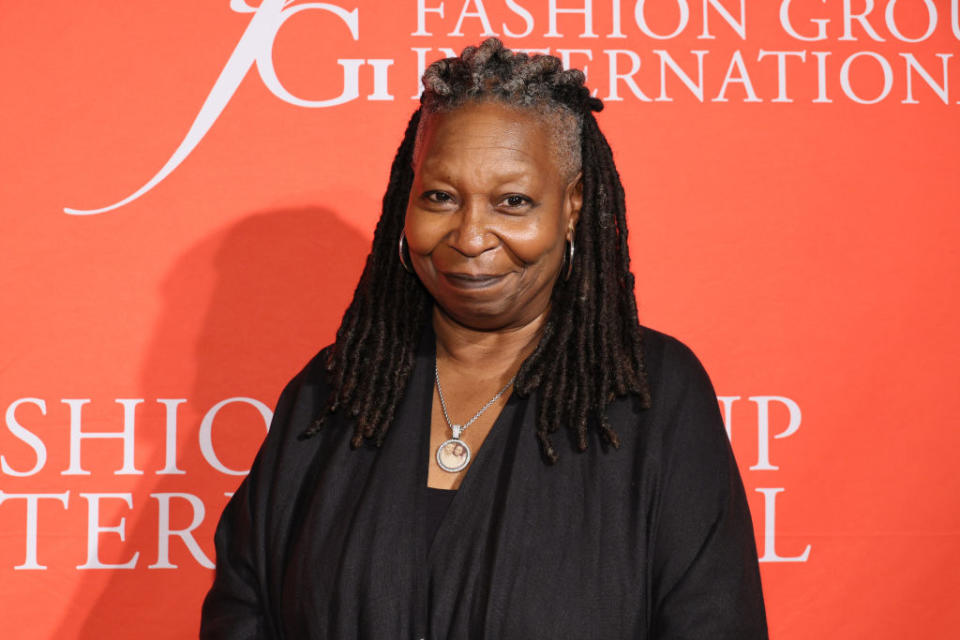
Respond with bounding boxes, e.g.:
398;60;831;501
200;325;768;639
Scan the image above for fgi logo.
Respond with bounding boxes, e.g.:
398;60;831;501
65;0;391;216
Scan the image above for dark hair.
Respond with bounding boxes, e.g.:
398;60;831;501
300;38;650;462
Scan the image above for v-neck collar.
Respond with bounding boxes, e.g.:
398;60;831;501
426;395;521;558
409;319;525;563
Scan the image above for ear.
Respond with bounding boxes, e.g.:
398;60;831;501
564;171;583;242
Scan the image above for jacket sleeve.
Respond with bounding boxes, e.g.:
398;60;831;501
649;339;769;639
199;366;310;640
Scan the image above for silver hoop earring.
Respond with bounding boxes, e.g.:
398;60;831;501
398;232;413;274
564;238;575;281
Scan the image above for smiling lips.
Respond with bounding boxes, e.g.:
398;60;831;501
441;271;509;289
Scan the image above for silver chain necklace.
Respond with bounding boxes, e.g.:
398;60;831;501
434;363;516;473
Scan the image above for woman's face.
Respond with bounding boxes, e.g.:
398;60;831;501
404;101;582;331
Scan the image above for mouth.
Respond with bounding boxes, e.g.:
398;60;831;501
440;271;509;290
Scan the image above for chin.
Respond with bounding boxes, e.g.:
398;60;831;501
438;303;520;331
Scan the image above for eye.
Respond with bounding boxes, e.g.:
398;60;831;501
501;194;533;209
423;190;454;205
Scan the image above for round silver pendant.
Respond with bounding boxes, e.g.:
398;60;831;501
436;438;471;473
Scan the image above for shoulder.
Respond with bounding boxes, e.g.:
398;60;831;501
251;344;339;468
602;326;723;454
632;326;731;467
282;344;334;398
272;344;334;422
639;325;716;409
234;344;352;521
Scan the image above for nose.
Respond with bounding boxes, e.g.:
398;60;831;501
448;197;497;257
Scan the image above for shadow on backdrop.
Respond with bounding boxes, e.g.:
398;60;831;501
58;206;369;639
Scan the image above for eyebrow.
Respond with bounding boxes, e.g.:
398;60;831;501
419;158;538;181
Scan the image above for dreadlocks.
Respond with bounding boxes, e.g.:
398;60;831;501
300;38;651;463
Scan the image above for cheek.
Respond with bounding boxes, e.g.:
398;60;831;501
501;215;566;266
403;209;445;256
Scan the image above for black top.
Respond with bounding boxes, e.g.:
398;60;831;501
425;486;456;548
201;324;768;639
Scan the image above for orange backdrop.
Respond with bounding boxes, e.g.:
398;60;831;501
2;1;958;638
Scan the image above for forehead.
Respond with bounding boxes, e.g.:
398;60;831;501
414;102;560;178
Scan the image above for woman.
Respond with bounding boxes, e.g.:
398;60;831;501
201;38;767;639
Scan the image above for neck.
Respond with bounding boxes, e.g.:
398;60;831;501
432;306;547;377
